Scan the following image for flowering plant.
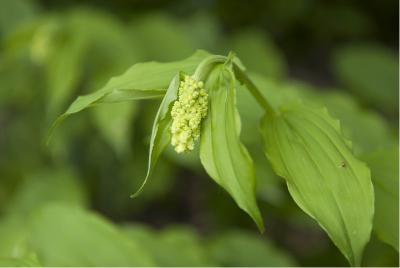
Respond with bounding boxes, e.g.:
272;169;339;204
50;50;375;266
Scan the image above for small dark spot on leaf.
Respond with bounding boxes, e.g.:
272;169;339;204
339;161;346;168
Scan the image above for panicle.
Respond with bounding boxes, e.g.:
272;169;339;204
170;75;208;153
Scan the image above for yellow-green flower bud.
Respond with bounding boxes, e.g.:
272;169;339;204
170;75;208;153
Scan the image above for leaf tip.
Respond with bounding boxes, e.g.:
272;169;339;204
257;223;266;234
253;213;265;233
129;173;150;199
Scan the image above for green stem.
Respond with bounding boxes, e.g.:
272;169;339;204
232;63;275;116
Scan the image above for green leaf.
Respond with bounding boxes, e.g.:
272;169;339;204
130;73;180;197
207;230;296;266
28;204;155;266
49;50;210;140
248;73;393;155
200;65;264;231
362;146;399;251
260;103;374;266
305;91;393;156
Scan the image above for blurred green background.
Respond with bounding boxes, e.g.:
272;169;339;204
0;0;398;266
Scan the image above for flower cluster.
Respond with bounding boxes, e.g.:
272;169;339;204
170;75;208;153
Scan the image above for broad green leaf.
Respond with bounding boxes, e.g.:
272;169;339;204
200;65;264;231
49;50;209;139
28;204;155;266
207;230;296;266
305;91;393;156
249;73;393;155
362;146;399;250
260;103;374;266
131;73;180;197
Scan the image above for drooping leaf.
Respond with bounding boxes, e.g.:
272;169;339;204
260;102;374;266
200;65;264;231
49;50;210;139
28;204;155;266
362;146;399;251
130;73;180;197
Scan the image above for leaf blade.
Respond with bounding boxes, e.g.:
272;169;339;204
200;66;264;231
130;73;180;197
260;103;374;266
48;50;210;141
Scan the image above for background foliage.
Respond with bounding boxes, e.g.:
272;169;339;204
0;0;398;266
